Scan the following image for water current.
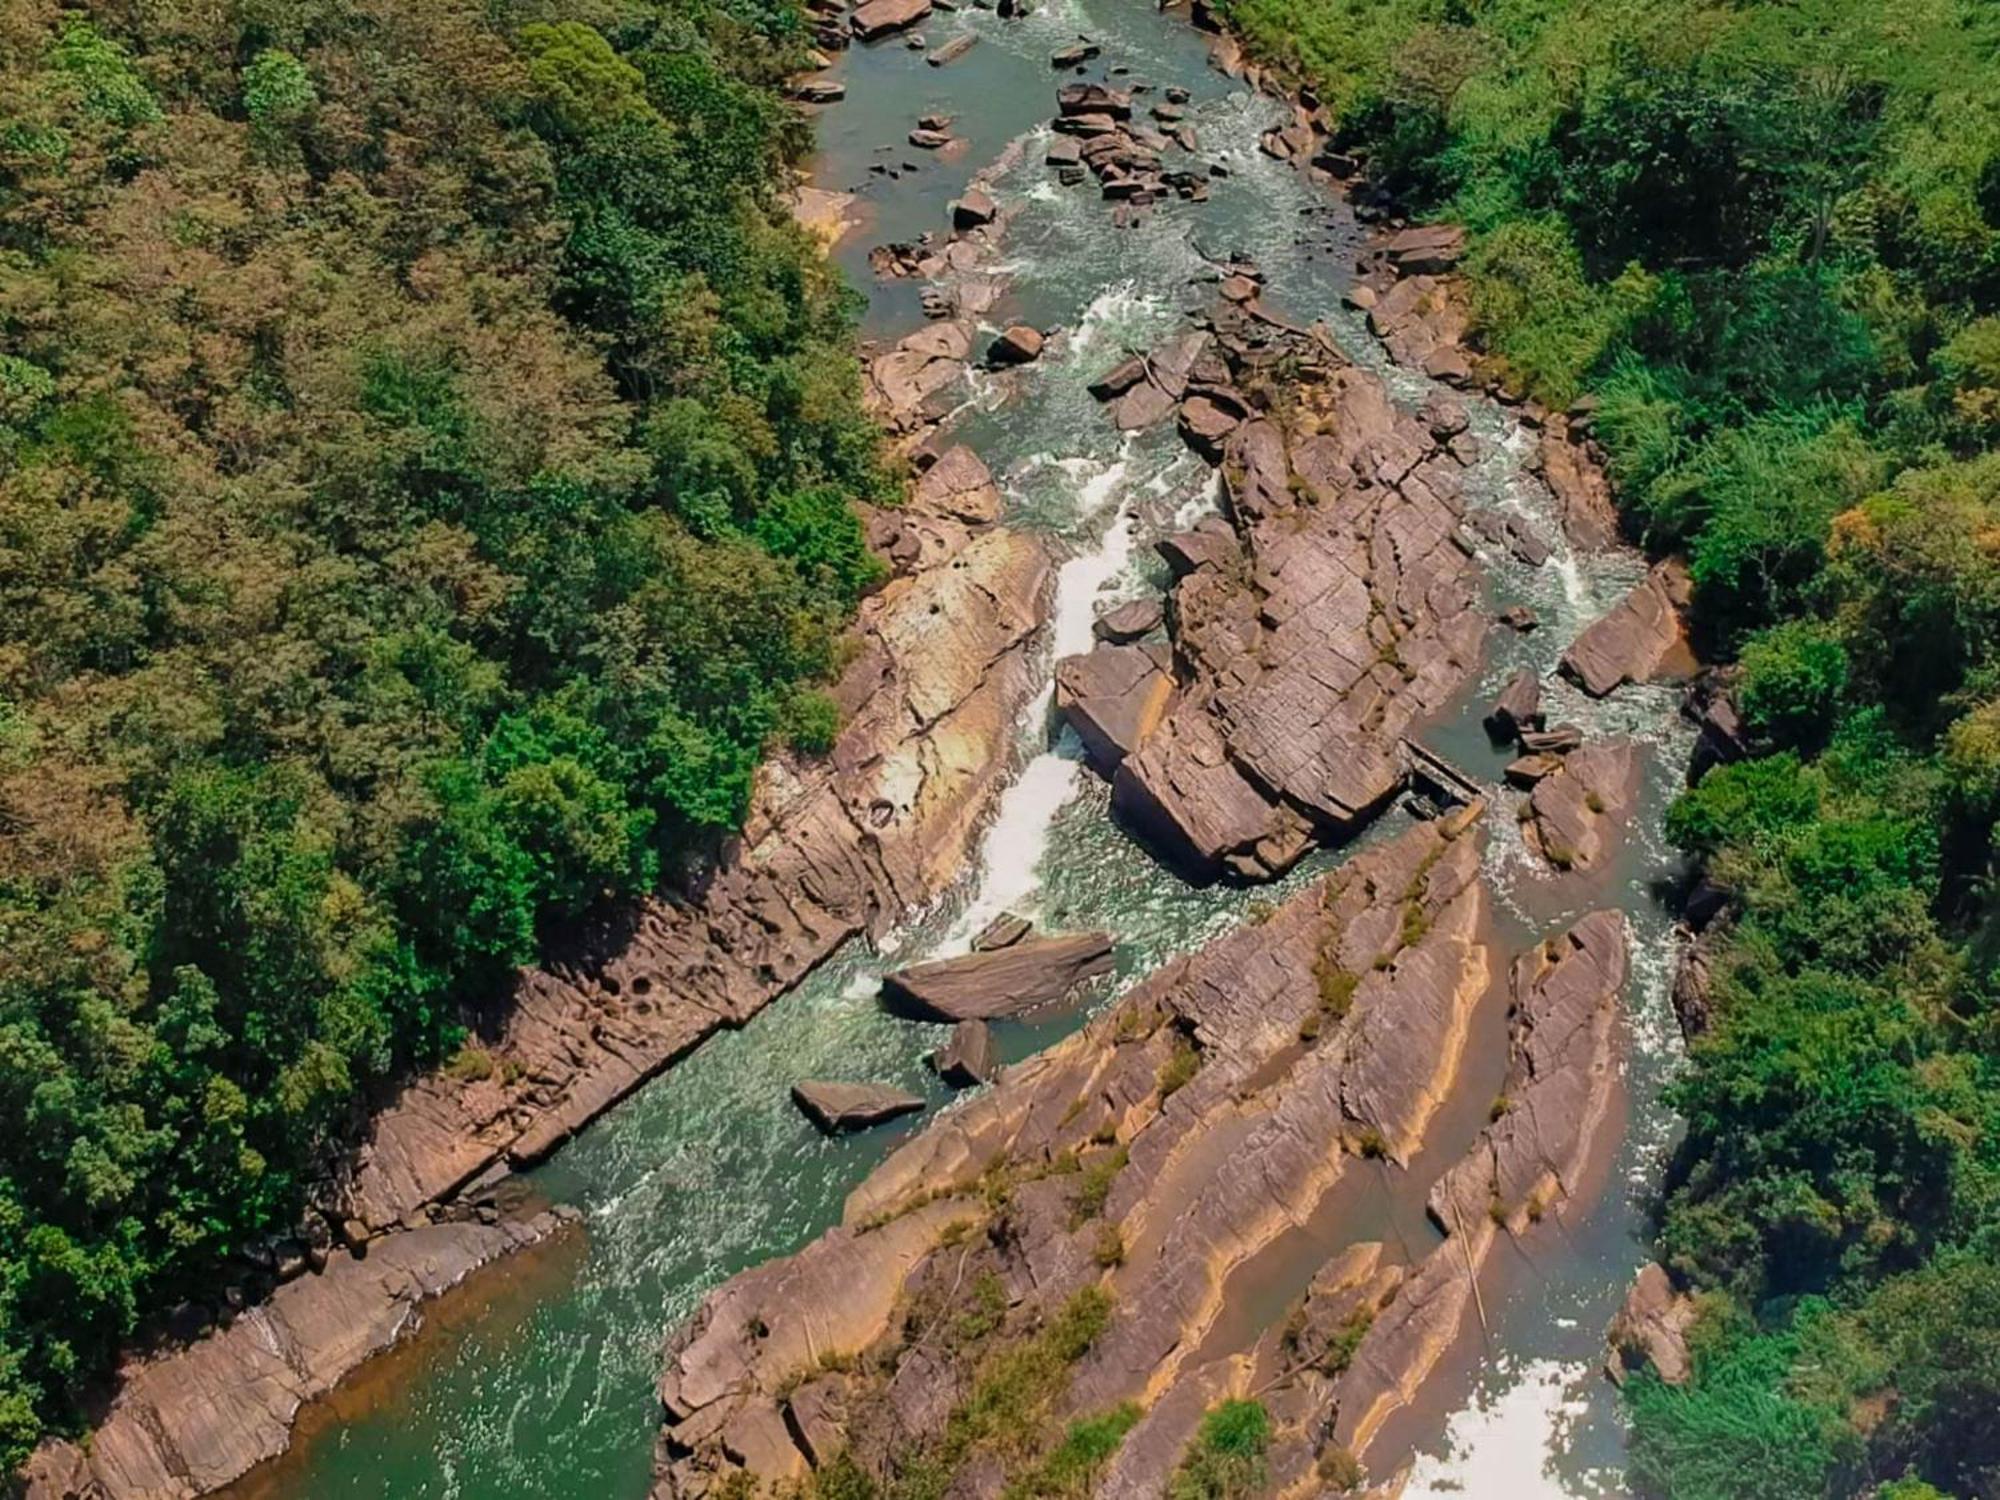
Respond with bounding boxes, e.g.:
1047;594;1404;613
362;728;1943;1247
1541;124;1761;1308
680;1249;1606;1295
236;3;1692;1494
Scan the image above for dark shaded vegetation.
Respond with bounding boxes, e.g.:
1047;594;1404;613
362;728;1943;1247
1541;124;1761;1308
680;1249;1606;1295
1213;0;2000;1493
0;0;885;1464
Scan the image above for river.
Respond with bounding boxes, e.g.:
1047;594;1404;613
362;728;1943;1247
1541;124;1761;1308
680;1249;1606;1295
233;1;1690;1495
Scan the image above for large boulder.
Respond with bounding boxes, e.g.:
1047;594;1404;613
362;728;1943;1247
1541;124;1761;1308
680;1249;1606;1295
1606;1263;1697;1387
1093;597;1164;644
1056;81;1132;119
950;187;998;230
1561;561;1693;697
986;325;1045;365
1522;740;1641;873
1381;223;1466;276
1483;669;1543;742
791;1081;925;1135
1055;643;1175;773
880;931;1115;1021
910;444;1001;524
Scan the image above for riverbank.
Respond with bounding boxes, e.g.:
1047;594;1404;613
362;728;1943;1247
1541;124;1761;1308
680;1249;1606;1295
647;15;1705;1494
44;1;1709;1493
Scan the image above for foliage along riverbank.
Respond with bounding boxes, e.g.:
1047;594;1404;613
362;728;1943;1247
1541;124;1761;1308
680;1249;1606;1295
0;0;889;1466
1207;0;2000;1494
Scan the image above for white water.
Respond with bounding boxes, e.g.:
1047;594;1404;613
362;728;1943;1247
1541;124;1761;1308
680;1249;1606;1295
1406;1359;1607;1499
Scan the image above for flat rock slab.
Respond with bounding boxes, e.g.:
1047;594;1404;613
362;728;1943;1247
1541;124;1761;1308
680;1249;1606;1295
1093;596;1163;643
792;1082;926;1134
880;931;1115;1021
1523;740;1641;873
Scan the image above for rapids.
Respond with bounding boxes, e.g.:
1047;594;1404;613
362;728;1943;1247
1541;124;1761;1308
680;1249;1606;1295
231;2;1690;1494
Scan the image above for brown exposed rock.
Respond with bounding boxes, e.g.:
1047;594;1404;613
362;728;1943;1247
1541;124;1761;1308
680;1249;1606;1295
1056;81;1132;119
1093;596;1164;643
972;912;1032;951
1521;740;1641;873
342;517;1049;1233
866;318;973;432
1561;561;1693;697
851;0;931;38
931;1020;997;1087
909;443;1001;523
880;931;1116;1021
1607;1263;1697;1387
1484;669;1543;742
1381;224;1466;276
25;1214;576;1500
1367;275;1469;376
1087;353;1146;399
1328;911;1626;1463
987;324;1045;365
1177;390;1246;459
1518;723;1583;755
1537;418;1621;551
1055;643;1176;774
950;186;998;229
1103;318;1485;881
650;821;1496;1498
1050;41;1099;68
1504;753;1563;788
791;1081;926;1134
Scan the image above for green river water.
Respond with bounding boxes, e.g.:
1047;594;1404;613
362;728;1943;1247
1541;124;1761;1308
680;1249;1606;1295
235;3;1695;1494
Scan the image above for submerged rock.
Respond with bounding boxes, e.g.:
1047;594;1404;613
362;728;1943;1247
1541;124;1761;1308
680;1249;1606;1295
880;931;1116;1021
791;1081;926;1134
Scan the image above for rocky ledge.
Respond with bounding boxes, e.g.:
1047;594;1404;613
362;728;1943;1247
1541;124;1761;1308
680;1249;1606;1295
649;821;1633;1495
1060;295;1486;881
25;1211;577;1500
340;470;1050;1238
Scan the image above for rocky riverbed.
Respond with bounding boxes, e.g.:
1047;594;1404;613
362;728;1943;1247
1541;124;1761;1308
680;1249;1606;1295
24;0;1713;1495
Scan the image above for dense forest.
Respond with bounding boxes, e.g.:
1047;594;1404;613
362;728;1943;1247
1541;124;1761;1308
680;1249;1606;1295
0;0;885;1465
1212;0;2000;1494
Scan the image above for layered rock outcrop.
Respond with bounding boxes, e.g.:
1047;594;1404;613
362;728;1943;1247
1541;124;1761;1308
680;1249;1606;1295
1074;301;1486;881
651;816;1506;1496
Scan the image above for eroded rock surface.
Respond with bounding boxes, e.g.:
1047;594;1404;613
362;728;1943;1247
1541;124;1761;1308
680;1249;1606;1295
1607;1262;1698;1387
793;1081;926;1134
25;1213;576;1500
1100;305;1486;880
650;818;1498;1497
